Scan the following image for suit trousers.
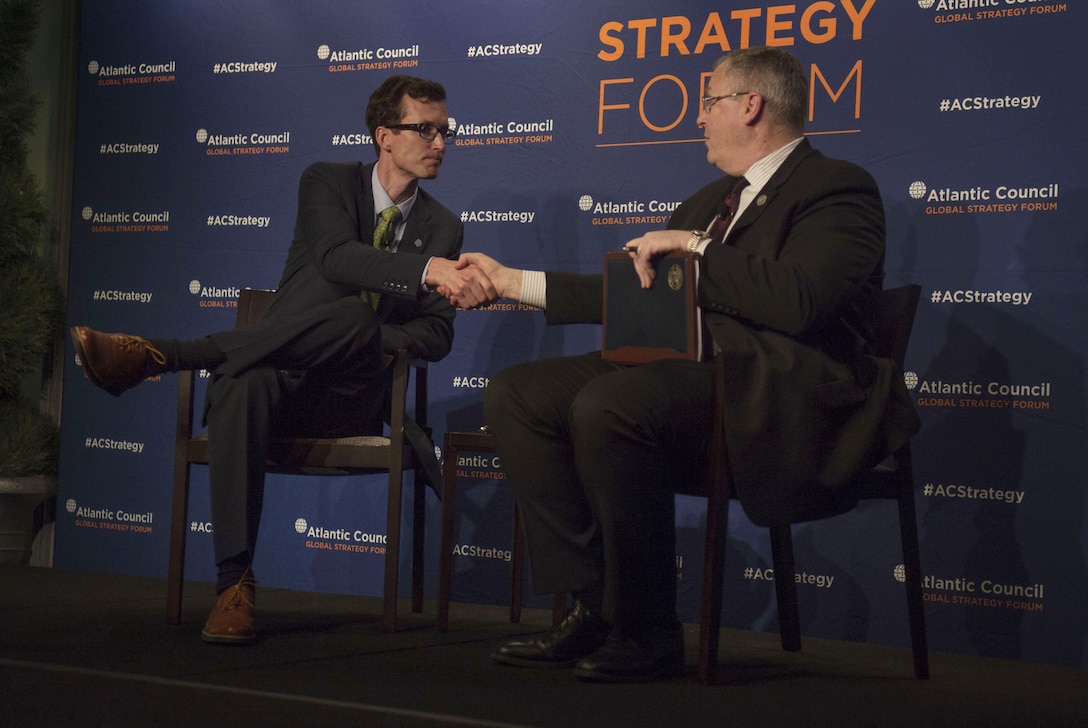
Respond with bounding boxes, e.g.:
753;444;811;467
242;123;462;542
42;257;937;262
483;352;715;628
205;297;385;563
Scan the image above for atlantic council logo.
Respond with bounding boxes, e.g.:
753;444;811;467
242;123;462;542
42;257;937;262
922;571;1045;612
189;279;240;310
196;128;291;157
88;58;176;86
908;179;1059;215
318;42;422;73
923;0;1068;23
66;499;155;534
452;118;554;147
299;518;388;555
913;374;1052;411
580;193;679;227
81;205;170;233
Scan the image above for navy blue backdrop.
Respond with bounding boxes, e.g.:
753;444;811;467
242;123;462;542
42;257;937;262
57;0;1086;669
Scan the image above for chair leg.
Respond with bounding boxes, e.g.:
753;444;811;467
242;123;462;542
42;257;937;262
382;464;404;633
166;462;191;625
437;437;458;632
411;474;425;615
697;481;730;685
511;505;524;624
769;524;801;652
897;473;930;679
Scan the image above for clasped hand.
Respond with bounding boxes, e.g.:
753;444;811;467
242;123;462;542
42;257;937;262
623;230;690;288
426;256;496;308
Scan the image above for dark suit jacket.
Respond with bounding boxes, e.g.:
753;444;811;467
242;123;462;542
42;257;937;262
544;140;920;526
267;160;463;362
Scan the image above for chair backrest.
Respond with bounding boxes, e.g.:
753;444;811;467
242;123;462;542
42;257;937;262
875;284;922;367
235;288;276;329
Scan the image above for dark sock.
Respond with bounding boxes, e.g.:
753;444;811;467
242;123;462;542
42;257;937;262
215;551;253;595
150;336;227;374
573;589;604;613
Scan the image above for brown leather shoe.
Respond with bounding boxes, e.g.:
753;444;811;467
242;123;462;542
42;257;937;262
201;571;257;645
69;326;166;397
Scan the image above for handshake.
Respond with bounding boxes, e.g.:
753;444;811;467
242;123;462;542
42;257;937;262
426;252;518;309
426;228;694;309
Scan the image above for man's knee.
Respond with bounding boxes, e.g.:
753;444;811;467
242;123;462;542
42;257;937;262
483;365;523;423
568;384;620;442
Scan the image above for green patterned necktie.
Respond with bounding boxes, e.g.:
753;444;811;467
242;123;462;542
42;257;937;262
364;205;402;309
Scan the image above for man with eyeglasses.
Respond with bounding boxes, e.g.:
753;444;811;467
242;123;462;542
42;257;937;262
455;47;919;681
69;75;494;644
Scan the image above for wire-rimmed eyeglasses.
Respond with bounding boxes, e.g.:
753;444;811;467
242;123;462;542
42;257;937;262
384;122;457;141
700;91;749;114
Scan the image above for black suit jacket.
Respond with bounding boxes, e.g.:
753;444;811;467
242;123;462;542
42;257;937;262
544;140;920;526
268;160;463;362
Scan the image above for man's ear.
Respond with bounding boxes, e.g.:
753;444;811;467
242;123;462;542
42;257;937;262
374;126;393;153
741;93;764;127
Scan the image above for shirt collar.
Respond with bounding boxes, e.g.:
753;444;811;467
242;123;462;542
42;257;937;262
740;136;805;194
371;165;417;229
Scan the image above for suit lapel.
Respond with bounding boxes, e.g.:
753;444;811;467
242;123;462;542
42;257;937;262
725;139;816;241
399;192;431;256
356;162;377;242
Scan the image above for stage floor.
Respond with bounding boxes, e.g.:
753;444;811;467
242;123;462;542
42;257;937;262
1;564;1085;727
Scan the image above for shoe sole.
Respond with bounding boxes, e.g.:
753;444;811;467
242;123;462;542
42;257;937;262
572;660;685;683
490;653;580;669
200;629;258;646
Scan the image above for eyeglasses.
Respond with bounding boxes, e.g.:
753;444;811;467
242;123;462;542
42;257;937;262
700;91;749;113
384;122;457;141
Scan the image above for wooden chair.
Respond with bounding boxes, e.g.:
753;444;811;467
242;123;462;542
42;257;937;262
698;284;928;684
167;288;431;632
436;429;567;631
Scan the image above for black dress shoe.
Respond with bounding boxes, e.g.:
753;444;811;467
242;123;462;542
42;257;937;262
491;600;610;668
573;623;685;682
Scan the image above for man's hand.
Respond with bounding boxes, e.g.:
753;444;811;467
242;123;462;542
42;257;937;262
623;230;690;288
426;257;497;308
449;252;524;303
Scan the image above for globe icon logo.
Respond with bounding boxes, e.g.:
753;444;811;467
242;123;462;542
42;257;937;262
578;195;594;212
317;45;331;60
917;0;935;9
904;371;918;390
82;206;93;221
195;129;208;144
87;60;100;75
189;280;202;295
448;117;457;132
66;499;77;513
908;181;927;200
295;518;308;534
893;564;906;583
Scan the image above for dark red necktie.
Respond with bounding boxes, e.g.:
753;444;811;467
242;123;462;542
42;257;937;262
707;177;749;241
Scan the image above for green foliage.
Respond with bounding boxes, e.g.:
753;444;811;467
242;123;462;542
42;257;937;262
0;254;64;397
0;0;61;475
0;398;58;477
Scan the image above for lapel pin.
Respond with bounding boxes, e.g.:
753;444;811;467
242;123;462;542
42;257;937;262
756;194;768;206
413;238;423;248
